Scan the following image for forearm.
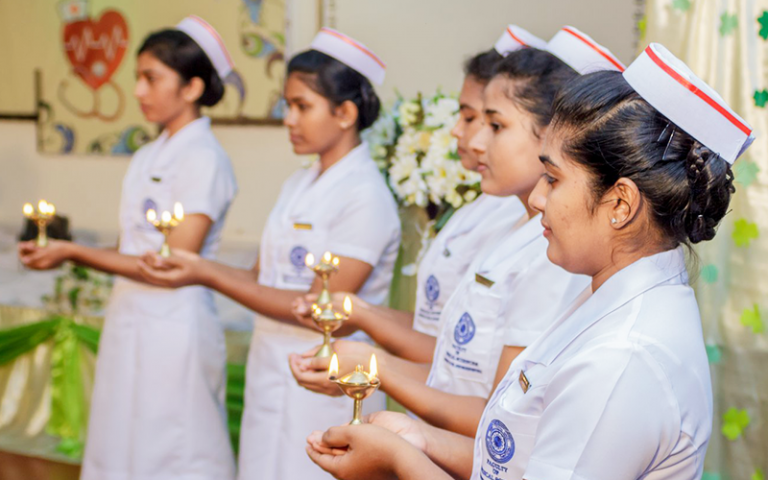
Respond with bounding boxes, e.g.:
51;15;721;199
381;362;486;438
392;443;455;480
201;260;304;324
69;244;145;282
354;303;436;363
422;423;476;480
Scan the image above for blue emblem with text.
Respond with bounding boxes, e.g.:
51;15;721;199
453;312;476;345
425;275;440;308
142;198;158;217
485;419;515;464
289;246;309;271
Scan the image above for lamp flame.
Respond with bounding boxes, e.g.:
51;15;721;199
23;203;33;217
173;202;184;221
343;296;352;315
161;211;172;223
305;252;315;267
329;353;339;378
369;354;377;379
146;209;157;223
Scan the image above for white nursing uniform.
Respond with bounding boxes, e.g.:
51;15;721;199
427;215;590;399
412;195;525;337
473;248;713;480
81;117;238;480
237;142;401;480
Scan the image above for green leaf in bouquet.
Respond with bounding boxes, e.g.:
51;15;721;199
68;286;82;312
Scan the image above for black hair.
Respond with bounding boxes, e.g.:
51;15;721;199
138;29;225;107
550;71;735;246
287;50;381;131
490;48;579;133
463;49;503;84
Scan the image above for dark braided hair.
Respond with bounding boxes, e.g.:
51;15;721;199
551;70;735;246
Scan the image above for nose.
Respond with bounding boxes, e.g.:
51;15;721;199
529;176;548;214
134;77;147;99
283;105;297;128
469;122;490;156
450;116;463;141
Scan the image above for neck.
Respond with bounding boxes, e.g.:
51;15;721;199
589;246;662;292
163;107;201;138
517;187;539;220
318;133;361;174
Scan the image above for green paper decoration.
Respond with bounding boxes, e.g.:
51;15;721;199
701;264;719;283
754;89;768;107
733;219;759;247
759;11;768;40
722;407;750;440
673;0;691;11
706;344;722;364
735;161;760;187
740;304;764;333
720;12;739;36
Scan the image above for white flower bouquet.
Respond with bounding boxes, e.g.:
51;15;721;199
364;92;481;230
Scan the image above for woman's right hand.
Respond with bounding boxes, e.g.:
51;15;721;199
365;410;430;453
17;239;72;270
137;250;205;288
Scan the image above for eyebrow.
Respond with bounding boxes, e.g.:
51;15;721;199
484;108;501;116
538;154;559;169
459;104;476;111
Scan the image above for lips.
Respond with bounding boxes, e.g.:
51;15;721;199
541;218;552;238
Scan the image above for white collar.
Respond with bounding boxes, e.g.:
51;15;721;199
522;247;688;367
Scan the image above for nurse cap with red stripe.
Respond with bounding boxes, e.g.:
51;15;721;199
309;28;386;86
176;16;235;80
547;26;625;74
494;25;547;56
624;43;754;164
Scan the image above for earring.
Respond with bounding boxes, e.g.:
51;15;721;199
611;218;618;225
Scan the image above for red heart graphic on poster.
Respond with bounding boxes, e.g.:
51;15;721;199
63;10;129;91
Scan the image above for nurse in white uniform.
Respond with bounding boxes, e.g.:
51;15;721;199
292;28;619;438
137;29;400;480
305;43;752;480
19;16;239;480
288;26;540;365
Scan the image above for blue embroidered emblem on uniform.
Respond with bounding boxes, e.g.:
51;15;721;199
453;312;476;345
486;419;515;463
425;275;440;308
289;246;309;271
142;198;158;217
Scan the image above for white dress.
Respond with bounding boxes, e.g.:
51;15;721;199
426;215;590;399
237;142;401;480
412;194;525;337
81;117;238;480
473;248;713;480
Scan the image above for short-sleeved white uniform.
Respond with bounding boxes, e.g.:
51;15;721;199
81;117;238;480
412;194;525;337
238;142;401;480
473;248;713;480
426;215;590;399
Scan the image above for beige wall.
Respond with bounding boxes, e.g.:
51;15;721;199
0;0;638;244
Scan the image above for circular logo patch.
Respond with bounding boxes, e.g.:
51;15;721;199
453;312;476;345
425;275;440;306
485;419;515;464
289;246;309;269
142;198;158;217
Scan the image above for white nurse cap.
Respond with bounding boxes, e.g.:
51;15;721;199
546;26;625;74
309;28;386;86
176;15;235;80
623;43;754;164
494;25;548;56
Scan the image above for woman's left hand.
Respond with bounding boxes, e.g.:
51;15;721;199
288;340;379;396
306;424;411;480
17;239;72;270
137;250;204;288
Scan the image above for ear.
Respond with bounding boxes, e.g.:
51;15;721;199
334;100;359;130
605;177;641;229
181;77;206;104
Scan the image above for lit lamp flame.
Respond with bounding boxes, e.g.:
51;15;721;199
305;252;315;267
174;202;184;221
332;257;340;267
38;200;48;213
329;353;339;379
146;209;157;223
343;296;352;315
369;354;378;380
323;251;332;263
22;203;34;217
161;211;172;223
